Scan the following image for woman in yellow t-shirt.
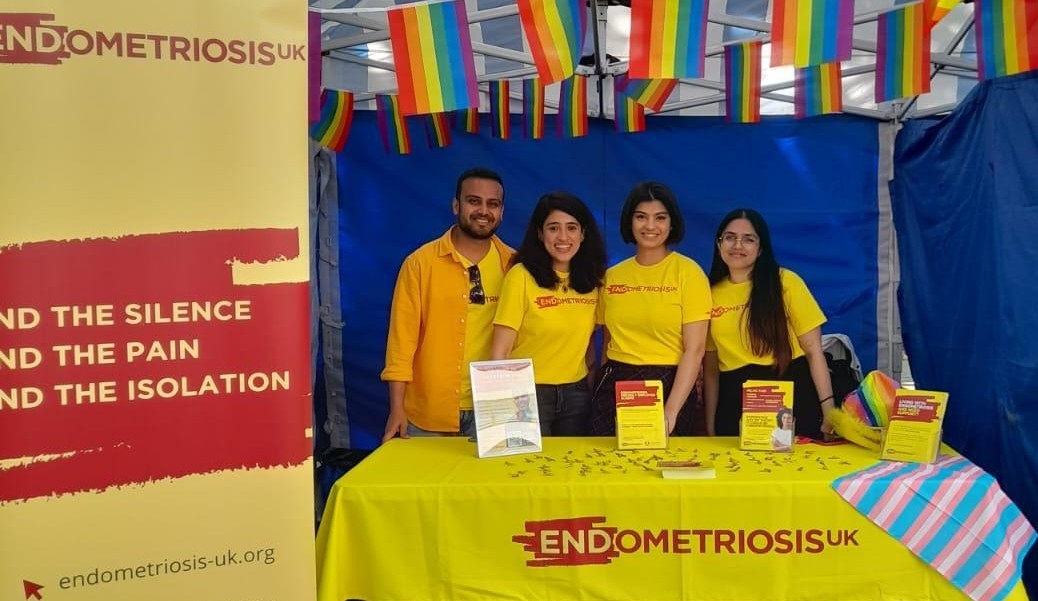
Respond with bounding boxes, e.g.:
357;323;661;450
703;209;835;440
491;191;606;435
589;182;712;436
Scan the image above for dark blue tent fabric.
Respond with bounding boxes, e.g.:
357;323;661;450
892;70;1038;595
336;111;880;450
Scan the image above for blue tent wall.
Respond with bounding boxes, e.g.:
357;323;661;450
332;111;880;450
892;71;1038;595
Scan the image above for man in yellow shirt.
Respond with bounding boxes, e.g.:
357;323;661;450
381;168;514;441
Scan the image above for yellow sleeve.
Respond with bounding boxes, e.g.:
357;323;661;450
493;265;528;331
783;270;826;336
681;258;712;324
381;253;422;382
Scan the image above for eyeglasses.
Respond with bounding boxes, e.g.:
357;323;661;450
468;265;485;305
718;233;759;247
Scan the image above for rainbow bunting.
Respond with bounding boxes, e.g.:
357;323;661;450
376;94;411;155
794;61;842;118
308;10;322;124
613;90;646;134
454;107;479;134
557;75;588;138
723;40;762;124
310;89;353;152
614;73;677;112
974;0;1038;81
516;0;587;85
629;0;709;79
876;2;932;103
489;80;511;140
386;0;479;116
926;0;961;27
523;78;545;139
424;113;452;149
771;0;854;68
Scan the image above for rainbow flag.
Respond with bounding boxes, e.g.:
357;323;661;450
974;0;1038;81
613;92;646;134
614;73;677;112
308;10;322;124
926;0;961;27
489;80;511;140
516;0;587;85
523;78;545;140
876;2;932;103
424;113;452;149
771;0;854;68
557;75;588;138
629;0;709;79
310;89;353;152
454;107;479;134
376;94;411;155
794;61;842;118
841;371;899;428
723;40;762;124
386;0;479;115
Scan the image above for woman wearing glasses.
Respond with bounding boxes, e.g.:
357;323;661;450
490;192;606;435
704;208;834;439
589;182;711;436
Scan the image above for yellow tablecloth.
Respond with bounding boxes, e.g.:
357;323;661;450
316;437;1029;601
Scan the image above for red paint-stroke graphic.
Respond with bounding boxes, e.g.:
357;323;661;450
512;516;619;566
0;229;311;502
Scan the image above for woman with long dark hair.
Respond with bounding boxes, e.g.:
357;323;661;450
490;191;606;435
589;182;711;436
704;208;834;439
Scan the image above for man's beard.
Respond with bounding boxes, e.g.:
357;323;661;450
457;216;497;240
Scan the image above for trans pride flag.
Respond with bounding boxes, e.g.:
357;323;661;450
876;2;932;103
628;0;709;79
723;40;762;123
771;0;854;68
974;0;1038;80
517;0;587;85
387;0;479;115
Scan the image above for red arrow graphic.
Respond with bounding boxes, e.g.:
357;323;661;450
23;580;44;600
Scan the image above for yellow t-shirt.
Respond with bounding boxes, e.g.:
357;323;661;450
494;264;597;384
706;268;826;372
598;252;711;365
459;245;505;409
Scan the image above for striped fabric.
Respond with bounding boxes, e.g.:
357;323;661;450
927;0;962;26
454;107;479;134
375;94;411;155
489;80;511;140
423;112;452;149
723;40;762;124
310;89;353;152
628;0;709;78
771;0;854;68
834;456;1036;601
516;0;587;84
522;78;545;140
556;74;588;138
386;0;479;115
876;2;932;103
974;0;1038;80
794;61;842;118
613;91;646;133
614;73;677;112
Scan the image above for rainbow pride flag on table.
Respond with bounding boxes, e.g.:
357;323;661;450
523;78;545;139
489;80;511;140
876;2;932;103
628;0;709;79
613;92;646;133
771;0;854;68
516;0;587;85
614;73;677;112
454;107;479;134
974;0;1038;81
387;0;479;115
376;94;411;155
423;113;452;149
834;456;1036;601
724;40;762;124
794;61;842;118
557;75;587;138
310;89;353;152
